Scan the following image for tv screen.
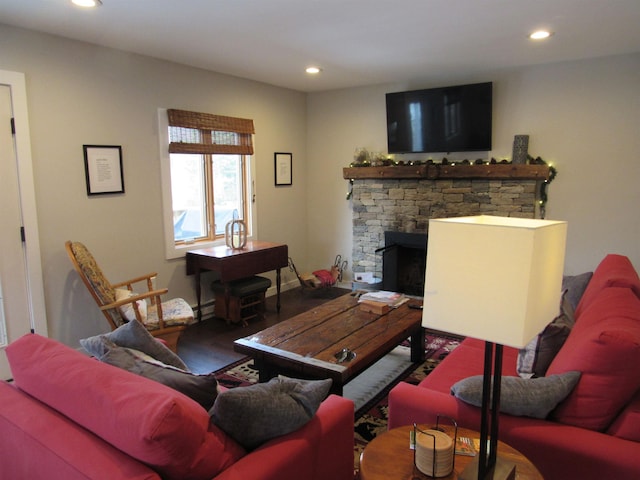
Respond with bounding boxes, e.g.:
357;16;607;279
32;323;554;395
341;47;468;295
386;82;492;154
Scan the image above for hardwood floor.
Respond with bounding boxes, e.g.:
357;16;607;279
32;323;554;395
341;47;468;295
177;286;351;374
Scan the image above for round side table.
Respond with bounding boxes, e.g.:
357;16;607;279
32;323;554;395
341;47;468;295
359;425;543;480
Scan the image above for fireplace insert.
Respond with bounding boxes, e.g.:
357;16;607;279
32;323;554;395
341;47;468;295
379;231;428;296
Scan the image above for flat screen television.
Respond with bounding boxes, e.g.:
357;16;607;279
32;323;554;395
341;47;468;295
386;82;492;154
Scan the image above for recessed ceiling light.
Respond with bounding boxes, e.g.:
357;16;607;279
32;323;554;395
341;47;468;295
529;30;552;40
71;0;102;7
305;66;321;74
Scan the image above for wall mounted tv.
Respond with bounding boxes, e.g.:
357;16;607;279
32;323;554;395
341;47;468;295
386;81;493;154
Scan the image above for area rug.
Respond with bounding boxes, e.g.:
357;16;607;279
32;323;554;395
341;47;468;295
214;333;461;471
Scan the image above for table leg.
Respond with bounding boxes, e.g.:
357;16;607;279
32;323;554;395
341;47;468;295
194;267;202;322
224;283;231;323
276;267;282;312
410;327;425;363
255;359;277;383
329;381;344;396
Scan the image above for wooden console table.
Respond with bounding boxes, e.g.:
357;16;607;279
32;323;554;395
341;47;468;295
186;240;288;321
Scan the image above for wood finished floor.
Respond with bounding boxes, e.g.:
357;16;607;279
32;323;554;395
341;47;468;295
177;286;351;374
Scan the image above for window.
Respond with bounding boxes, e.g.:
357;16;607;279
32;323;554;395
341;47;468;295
158;109;256;259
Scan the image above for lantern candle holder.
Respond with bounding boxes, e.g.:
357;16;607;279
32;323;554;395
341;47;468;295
225;210;247;249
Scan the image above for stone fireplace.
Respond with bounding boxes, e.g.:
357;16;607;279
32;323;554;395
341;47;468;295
345;164;548;291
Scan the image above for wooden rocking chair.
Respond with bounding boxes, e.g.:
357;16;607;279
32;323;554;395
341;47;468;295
65;241;195;352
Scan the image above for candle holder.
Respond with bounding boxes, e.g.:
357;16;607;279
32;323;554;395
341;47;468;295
412;416;458;478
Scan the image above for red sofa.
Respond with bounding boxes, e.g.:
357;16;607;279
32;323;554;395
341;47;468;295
388;254;640;480
0;334;354;480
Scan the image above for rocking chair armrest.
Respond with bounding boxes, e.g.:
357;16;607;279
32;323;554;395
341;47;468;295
111;273;159;289
101;288;169;310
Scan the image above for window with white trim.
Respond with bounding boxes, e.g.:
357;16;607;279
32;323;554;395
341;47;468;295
158;109;256;259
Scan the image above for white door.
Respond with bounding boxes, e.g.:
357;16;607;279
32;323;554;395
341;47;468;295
0;71;47;380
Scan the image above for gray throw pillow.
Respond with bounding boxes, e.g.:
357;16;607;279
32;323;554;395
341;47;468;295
210;376;332;450
451;371;581;419
80;319;187;370
517;290;575;378
100;346;219;410
562;272;593;311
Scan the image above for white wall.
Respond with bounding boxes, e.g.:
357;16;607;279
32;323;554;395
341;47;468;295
2;21;638;348
0;24;308;346
306;53;640;277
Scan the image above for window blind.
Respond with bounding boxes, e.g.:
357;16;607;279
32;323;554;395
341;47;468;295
167;109;254;155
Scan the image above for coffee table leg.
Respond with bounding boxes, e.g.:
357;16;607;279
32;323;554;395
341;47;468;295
410;327;425;363
255;359;277;383
329;381;344;396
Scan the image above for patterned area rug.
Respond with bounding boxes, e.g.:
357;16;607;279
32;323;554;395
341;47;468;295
352;334;460;470
213;333;461;473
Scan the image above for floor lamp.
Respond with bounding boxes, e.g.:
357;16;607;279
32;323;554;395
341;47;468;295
422;215;567;480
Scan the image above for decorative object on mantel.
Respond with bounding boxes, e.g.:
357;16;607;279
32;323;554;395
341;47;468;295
352;147;371;167
512;134;530;164
224;210;247;249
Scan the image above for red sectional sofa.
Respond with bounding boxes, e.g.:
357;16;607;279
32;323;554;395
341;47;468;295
388;254;640;480
0;334;355;480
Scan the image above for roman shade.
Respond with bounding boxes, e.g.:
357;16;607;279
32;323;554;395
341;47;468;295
167;109;254;155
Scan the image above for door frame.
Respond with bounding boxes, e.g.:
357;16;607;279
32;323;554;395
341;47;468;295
0;70;47;338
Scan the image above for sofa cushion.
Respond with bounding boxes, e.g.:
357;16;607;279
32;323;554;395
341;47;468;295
80;319;187;370
562;271;593;311
574;254;640;318
210;376;332;450
547;287;640;431
451;371;580;419
6;334;244;480
100;345;219;410
517;290;575;378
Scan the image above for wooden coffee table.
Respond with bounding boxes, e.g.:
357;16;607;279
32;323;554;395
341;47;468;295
359;424;543;480
233;294;424;395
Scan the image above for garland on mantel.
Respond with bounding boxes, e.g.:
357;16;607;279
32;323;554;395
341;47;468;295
530;155;557;219
345;155;558;215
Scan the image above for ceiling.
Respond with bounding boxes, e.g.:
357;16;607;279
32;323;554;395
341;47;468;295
1;0;639;92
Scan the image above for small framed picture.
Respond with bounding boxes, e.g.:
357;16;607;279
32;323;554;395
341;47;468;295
83;145;125;195
274;152;292;186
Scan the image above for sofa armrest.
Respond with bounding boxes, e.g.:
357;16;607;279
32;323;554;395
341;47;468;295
388;382;640;480
507;422;640;480
213;394;354;480
0;382;160;480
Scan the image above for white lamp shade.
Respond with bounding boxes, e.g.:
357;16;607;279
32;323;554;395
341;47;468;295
422;215;567;349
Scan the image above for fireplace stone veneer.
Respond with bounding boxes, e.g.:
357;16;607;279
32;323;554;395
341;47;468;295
350;177;541;280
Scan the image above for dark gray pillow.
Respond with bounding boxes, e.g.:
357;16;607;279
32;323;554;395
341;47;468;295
451;371;581;419
210;376;332;450
517;290;575;378
100;346;219;410
562;272;593;311
80;319;187;370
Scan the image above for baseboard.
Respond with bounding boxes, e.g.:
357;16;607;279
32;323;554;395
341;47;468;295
265;279;300;297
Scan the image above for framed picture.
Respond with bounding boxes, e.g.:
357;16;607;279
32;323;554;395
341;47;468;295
83;145;125;195
274;152;292;186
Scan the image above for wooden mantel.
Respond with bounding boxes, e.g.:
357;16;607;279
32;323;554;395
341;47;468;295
342;163;549;181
